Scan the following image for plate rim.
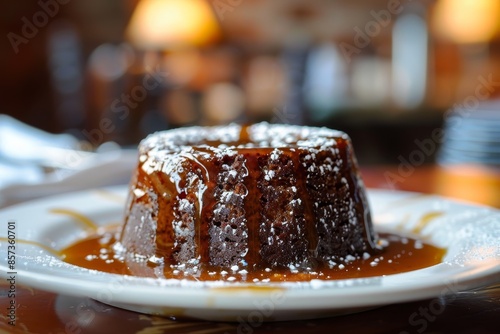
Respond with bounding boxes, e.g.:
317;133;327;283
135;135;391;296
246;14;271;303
1;185;499;312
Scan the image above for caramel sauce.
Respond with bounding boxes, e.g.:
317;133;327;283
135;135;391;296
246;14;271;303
49;208;99;232
61;231;445;282
412;211;445;234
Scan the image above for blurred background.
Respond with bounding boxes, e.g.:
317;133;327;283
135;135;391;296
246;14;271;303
1;0;500;167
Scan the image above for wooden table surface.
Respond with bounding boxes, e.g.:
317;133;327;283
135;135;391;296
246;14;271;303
1;164;499;334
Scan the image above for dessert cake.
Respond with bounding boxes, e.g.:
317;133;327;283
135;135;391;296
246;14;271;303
119;123;379;276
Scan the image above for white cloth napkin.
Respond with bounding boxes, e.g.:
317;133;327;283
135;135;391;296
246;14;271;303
0;114;137;207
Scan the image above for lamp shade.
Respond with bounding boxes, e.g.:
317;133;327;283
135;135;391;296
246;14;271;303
126;0;221;49
433;0;500;44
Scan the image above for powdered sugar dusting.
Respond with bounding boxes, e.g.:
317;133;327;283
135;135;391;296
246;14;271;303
127;122;373;274
209;154;249;267
140;123;348;158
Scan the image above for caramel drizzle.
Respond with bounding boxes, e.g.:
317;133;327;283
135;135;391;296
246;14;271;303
242;152;262;269
137;165;177;260
49;208;98;232
412;211;444;234
239;124;250;143
94;189;126;204
341;141;378;250
0;237;61;257
292;151;318;256
200;157;217;265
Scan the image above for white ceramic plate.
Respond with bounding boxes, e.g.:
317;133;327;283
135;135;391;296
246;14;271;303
1;187;499;321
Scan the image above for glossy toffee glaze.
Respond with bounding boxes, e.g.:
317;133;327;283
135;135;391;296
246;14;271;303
61;231;445;282
121;123;378;275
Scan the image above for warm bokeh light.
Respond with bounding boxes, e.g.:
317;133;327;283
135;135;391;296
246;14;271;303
126;0;221;49
432;0;500;43
436;165;500;208
202;83;245;124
